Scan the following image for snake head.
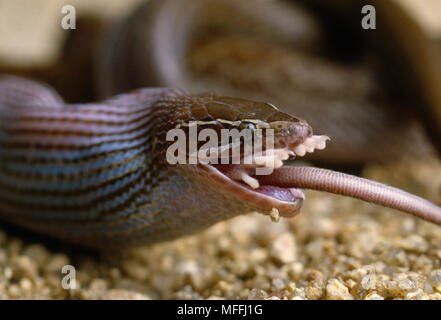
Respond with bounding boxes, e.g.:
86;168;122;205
162;92;329;219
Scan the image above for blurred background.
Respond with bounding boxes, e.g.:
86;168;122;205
0;0;440;66
1;0;440;166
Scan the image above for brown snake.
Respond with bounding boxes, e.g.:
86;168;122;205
0;0;440;249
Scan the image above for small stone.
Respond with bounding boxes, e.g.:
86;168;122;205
121;260;149;281
429;293;441;300
0;250;6;265
19;278;33;292
90;278;108;291
307;270;324;282
345;279;357;293
387;250;408;267
176;260;204;290
311;218;337;238
174;285;201;300
0;0;437;301
7;238;23;255
7;284;21;299
361;274;376;290
365;292;384;300
400;219;415;235
207;296;225;300
249;248;268;264
11;256;38;281
290;288;307;300
428;270;441;292
269;233;297;264
398;235;428;253
326;279;353;300
286;283;296;293
0;231;6;246
287;262;303;281
248;288;268;300
77;278;110;299
102;289;151;300
347;260;362;270
272;278;285;290
230;260;249;277
45;254;70;274
4;267;12;280
405;289;430;300
216;280;233;293
23;244;50;268
270;208;280;223
306;285;323;300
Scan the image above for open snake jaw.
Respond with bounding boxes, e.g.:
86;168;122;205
208;163;305;218
230;134;330;189
208;134;329;217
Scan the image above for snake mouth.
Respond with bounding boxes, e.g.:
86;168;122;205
206;134;329;218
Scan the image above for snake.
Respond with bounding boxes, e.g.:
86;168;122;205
0;0;440;249
0;75;439;249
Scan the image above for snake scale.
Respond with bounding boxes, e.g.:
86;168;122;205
0;0;440;249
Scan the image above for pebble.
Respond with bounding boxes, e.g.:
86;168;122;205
45;254;70;274
326;279;354;300
364;292;384;300
11;256;38;281
428;270;441;292
269;233;297;264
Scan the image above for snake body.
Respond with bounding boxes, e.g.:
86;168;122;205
0;75;440;249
